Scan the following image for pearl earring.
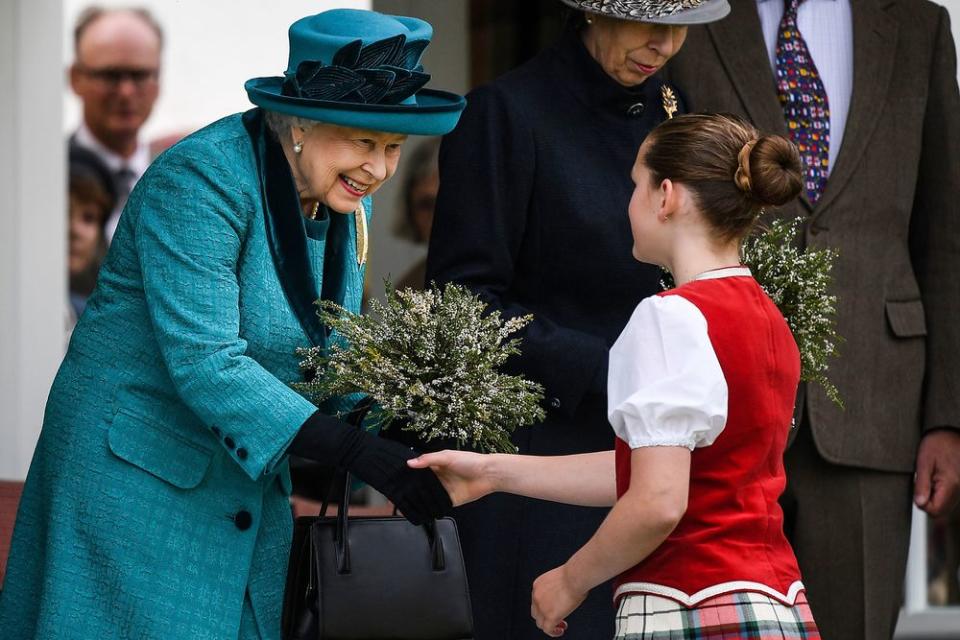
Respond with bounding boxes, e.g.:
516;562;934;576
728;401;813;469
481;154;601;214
585;15;594;24
294;141;304;154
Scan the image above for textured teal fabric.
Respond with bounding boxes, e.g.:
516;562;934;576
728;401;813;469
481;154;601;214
0;112;369;639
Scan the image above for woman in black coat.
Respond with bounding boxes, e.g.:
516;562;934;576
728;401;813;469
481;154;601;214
426;1;730;637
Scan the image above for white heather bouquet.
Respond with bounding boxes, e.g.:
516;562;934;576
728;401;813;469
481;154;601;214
663;217;843;407
294;282;546;453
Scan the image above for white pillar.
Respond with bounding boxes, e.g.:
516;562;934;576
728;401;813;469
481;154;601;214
0;0;66;480
942;0;960;90
947;0;960;76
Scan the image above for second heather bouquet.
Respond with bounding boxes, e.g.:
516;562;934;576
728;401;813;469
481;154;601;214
295;282;545;453
741;218;842;407
662;217;843;407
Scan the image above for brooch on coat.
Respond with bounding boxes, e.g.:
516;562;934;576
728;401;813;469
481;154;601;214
355;201;368;267
661;85;678;120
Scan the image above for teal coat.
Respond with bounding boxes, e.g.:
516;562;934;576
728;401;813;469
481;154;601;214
0;110;369;639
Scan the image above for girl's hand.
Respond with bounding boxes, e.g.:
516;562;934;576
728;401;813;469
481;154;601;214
407;450;497;506
531;565;586;637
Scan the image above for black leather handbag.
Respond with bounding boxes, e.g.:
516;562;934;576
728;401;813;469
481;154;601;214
281;403;474;640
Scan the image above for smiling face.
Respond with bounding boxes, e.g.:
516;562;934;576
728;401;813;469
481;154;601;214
581;16;688;87
288;123;407;214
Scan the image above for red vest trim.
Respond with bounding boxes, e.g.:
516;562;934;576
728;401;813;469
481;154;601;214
614;579;806;607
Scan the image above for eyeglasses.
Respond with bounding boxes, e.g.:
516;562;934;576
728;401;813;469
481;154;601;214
77;65;159;89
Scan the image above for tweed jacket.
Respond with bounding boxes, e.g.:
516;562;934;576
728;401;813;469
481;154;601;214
0;110;369;639
663;0;960;472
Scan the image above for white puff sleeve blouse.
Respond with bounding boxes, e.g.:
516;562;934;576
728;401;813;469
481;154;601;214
608;294;728;450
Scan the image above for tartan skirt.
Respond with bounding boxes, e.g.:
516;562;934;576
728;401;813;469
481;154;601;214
614;591;820;639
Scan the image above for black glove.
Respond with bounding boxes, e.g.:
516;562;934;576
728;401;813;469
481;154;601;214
288;411;452;525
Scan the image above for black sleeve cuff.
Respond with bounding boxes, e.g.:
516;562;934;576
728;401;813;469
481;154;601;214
288;410;359;466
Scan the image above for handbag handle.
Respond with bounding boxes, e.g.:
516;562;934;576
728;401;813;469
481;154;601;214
321;397;447;575
318;395;378;519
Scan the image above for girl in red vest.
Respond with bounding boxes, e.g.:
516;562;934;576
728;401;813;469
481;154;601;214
410;113;820;639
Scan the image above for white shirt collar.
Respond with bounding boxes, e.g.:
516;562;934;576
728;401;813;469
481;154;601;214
75;122;151;178
692;266;753;281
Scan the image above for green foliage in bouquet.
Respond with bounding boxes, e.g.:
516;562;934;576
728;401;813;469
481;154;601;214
663;217;843;407
744;218;842;407
294;282;546;453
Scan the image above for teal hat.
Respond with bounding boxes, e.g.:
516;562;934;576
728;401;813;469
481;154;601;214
245;9;465;136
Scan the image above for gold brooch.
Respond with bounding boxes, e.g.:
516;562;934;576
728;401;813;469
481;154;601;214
355;201;368;267
661;85;678;120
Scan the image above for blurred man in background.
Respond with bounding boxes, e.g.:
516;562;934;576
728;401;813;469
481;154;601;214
69;6;162;243
394;138;441;291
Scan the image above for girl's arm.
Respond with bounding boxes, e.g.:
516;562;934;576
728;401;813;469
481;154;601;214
408;449;617;507
531;446;691;637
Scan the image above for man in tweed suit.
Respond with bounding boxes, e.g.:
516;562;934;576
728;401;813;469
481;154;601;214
663;0;960;637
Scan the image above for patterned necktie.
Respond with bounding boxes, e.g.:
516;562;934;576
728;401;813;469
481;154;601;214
775;0;830;204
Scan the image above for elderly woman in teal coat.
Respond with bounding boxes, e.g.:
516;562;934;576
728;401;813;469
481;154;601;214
0;10;465;640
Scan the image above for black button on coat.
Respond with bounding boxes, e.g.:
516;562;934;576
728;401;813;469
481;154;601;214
427;28;682;640
233;510;253;531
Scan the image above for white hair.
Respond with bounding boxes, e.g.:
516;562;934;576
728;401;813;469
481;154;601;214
263;110;319;141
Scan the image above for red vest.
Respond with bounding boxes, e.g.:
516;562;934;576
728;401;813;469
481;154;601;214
614;276;804;606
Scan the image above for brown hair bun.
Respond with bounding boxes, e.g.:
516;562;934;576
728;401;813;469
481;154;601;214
741;135;803;208
734;140;757;194
643;114;803;242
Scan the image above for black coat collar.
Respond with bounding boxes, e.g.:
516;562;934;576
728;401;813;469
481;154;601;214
242;108;348;349
552;28;665;117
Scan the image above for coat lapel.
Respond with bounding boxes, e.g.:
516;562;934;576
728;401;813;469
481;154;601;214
242;108;329;349
811;0;898;219
707;0;788;137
